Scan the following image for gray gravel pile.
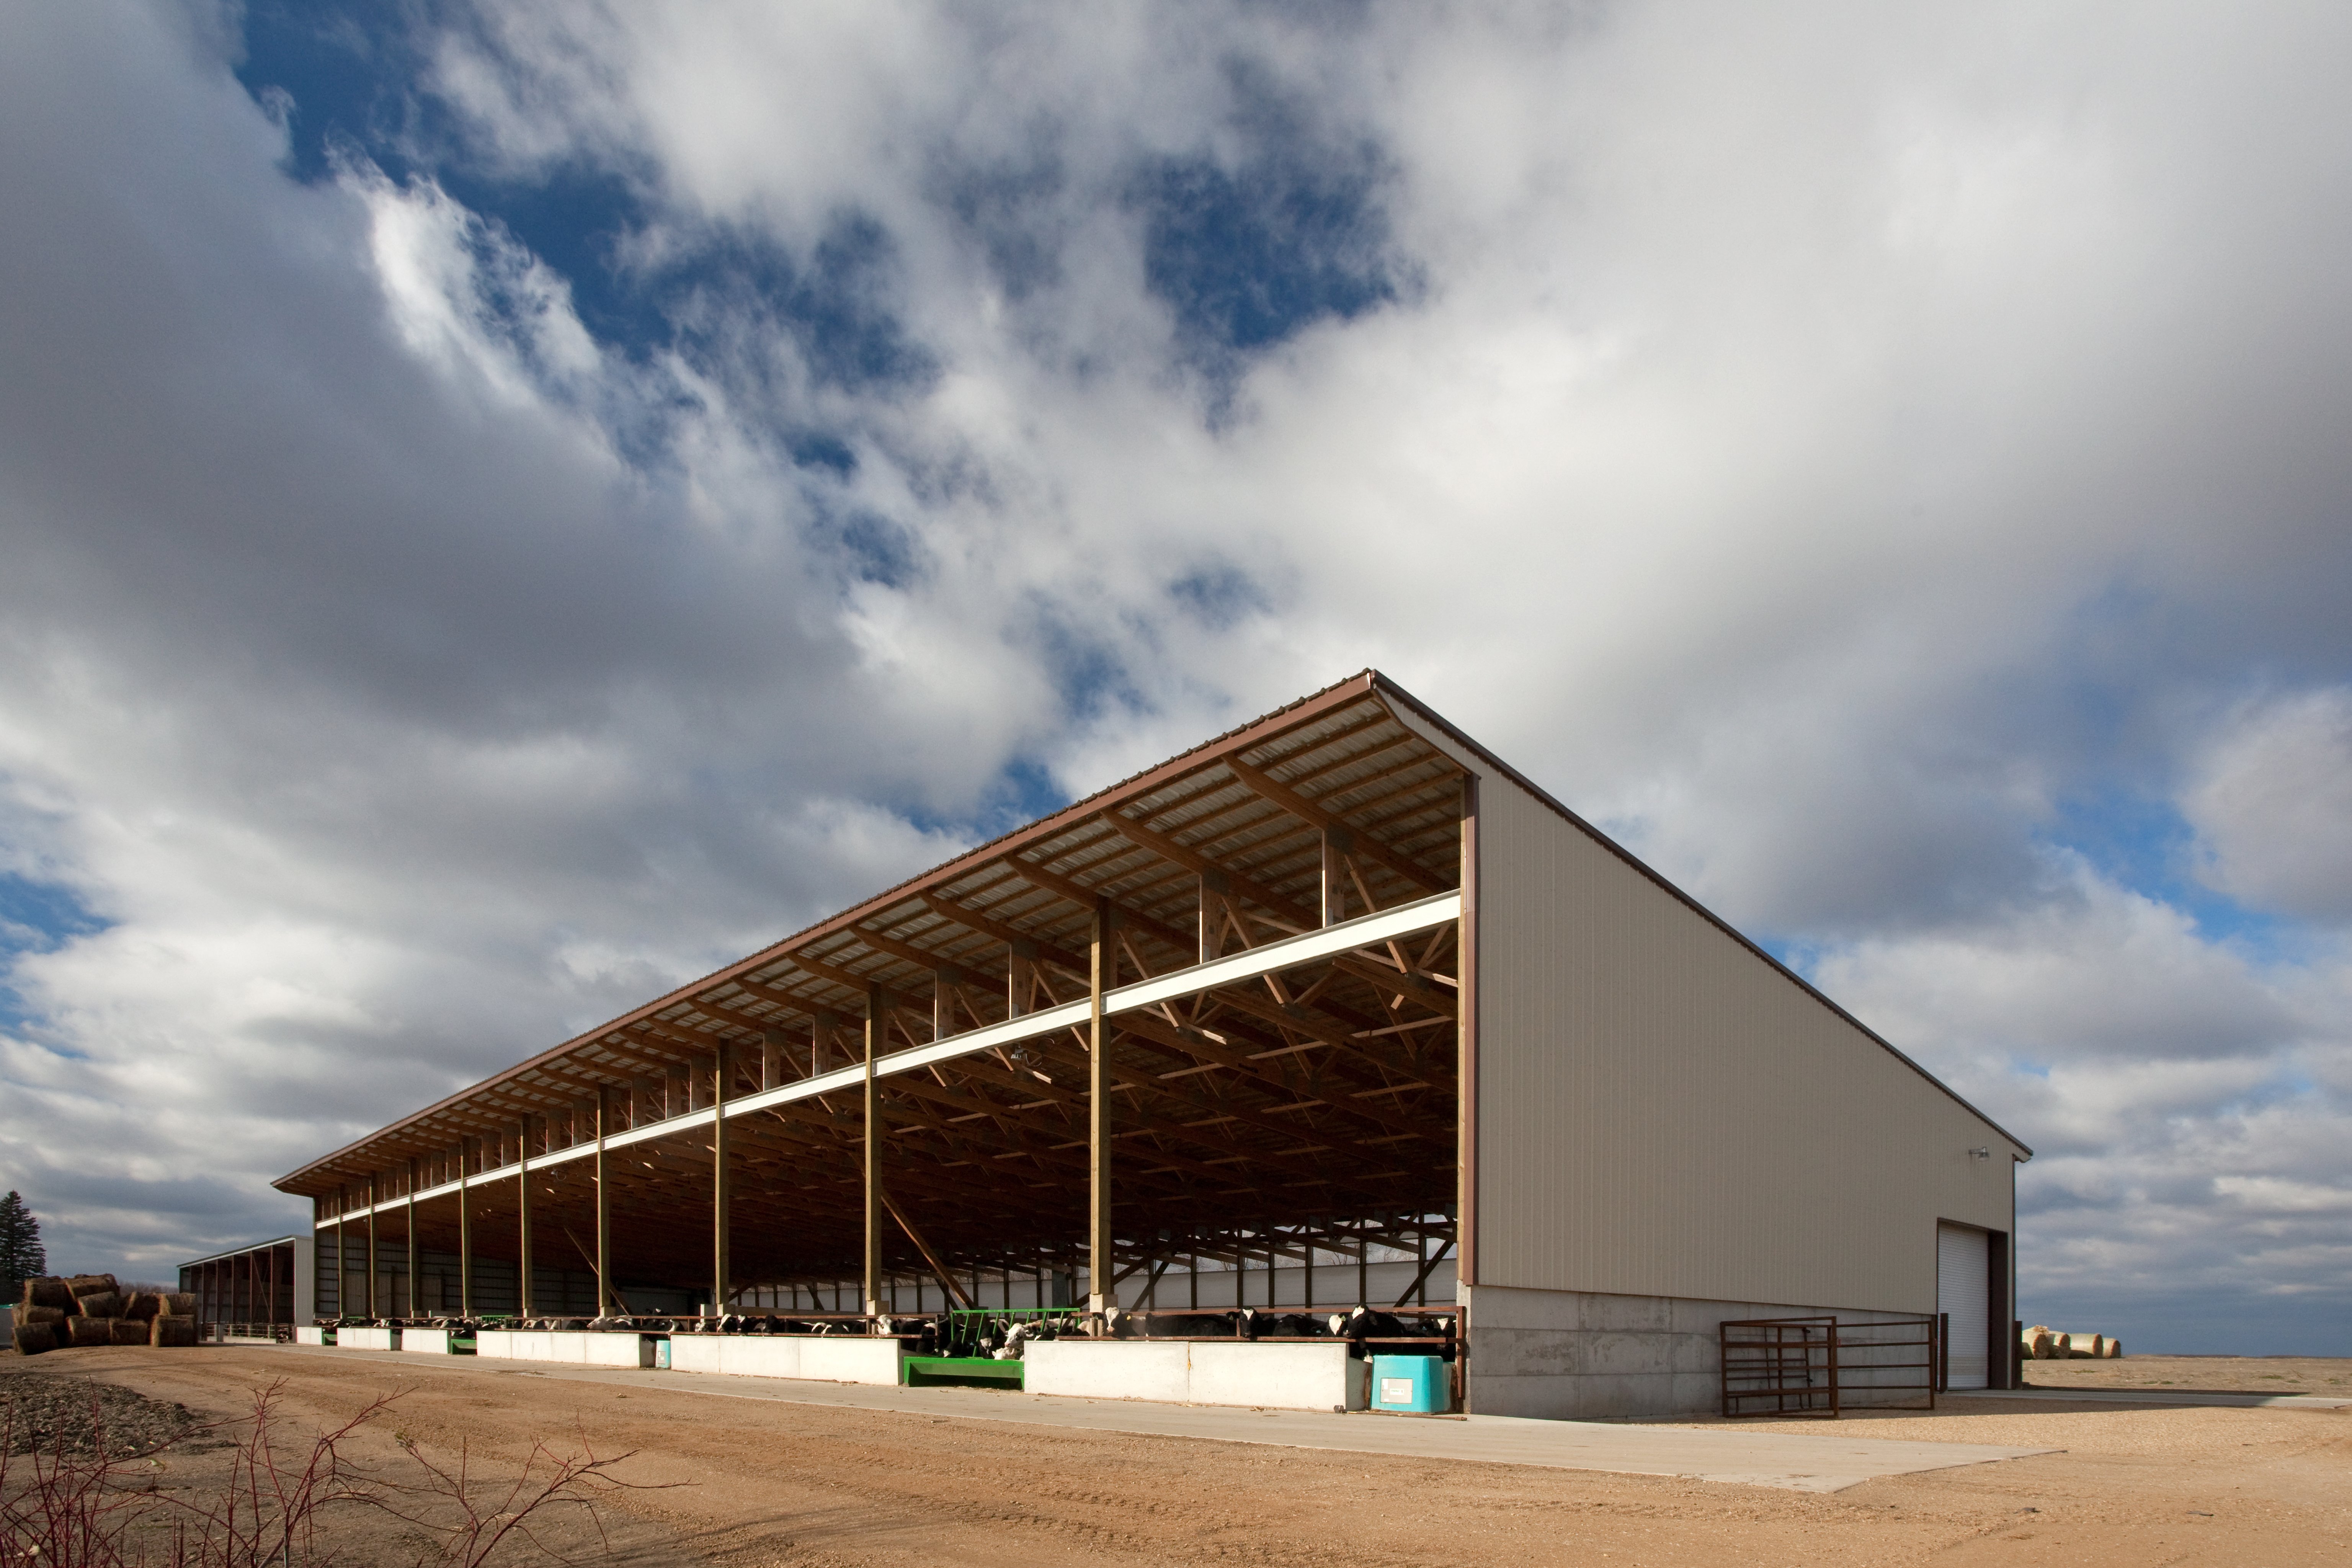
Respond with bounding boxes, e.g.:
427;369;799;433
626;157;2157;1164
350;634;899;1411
0;1375;196;1456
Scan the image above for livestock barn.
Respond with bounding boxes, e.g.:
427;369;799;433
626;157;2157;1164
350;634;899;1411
270;671;2027;1417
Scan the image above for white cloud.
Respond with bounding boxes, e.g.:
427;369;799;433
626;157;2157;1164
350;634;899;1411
2184;688;2352;925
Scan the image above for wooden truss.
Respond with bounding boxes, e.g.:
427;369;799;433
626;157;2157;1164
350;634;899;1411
279;673;1469;1316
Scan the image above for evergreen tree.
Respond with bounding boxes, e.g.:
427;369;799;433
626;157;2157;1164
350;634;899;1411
0;1190;46;1300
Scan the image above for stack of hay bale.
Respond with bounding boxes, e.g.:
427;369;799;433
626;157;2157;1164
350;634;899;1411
2020;1324;2123;1360
10;1276;201;1355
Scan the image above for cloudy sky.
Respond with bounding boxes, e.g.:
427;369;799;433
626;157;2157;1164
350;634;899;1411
3;0;2347;1351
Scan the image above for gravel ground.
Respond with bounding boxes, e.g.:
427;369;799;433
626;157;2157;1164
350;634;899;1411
0;1370;198;1456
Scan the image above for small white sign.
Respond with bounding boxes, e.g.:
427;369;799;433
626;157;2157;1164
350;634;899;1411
1379;1377;1414;1405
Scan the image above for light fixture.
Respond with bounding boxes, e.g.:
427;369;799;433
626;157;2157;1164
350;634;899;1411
1971;1147;1991;1161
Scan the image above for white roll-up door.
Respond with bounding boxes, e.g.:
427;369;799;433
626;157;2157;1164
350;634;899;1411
1936;1223;1989;1390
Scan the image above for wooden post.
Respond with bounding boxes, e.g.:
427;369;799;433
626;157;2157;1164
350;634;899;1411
405;1158;418;1318
1320;828;1347;927
333;1186;348;1319
712;1045;730;1316
1088;898;1113;1316
365;1176;379;1318
457;1139;473;1318
516;1118;534;1318
862;984;883;1317
595;1088;613;1318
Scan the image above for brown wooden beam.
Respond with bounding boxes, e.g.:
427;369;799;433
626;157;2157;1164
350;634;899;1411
1097;812;1318;933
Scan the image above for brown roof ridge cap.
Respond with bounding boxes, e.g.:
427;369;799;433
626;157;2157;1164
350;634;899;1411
274;670;1391;1192
1367;671;2033;1160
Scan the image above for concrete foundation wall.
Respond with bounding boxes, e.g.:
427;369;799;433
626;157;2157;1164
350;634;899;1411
666;1335;806;1380
1024;1340;1370;1411
400;1328;454;1354
797;1338;904;1385
476;1330;655;1368
294;1326;330;1346
338;1326;399;1351
1465;1282;1921;1419
660;1334;901;1385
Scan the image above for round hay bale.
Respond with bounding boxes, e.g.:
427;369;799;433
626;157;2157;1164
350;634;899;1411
12;1323;58;1356
66;1274;118;1298
2027;1330;2055;1359
62;1315;115;1347
108;1318;149;1346
150;1315;198;1348
122;1292;163;1323
2103;1338;2123;1358
72;1291;124;1319
23;1277;74;1311
164;1294;197;1318
20;1304;65;1327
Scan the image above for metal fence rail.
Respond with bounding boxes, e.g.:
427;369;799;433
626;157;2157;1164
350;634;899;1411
1720;1315;1938;1419
200;1320;295;1343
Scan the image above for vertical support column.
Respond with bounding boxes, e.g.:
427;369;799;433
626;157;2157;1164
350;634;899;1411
405;1158;418;1319
862;985;884;1316
712;1044;730;1317
458;1139;473;1318
760;1030;783;1092
333;1186;349;1319
516;1117;534;1318
1007;944;1032;1019
365;1176;379;1319
1087;897;1114;1316
1198;874;1213;964
595;1087;613;1318
1320;828;1347;927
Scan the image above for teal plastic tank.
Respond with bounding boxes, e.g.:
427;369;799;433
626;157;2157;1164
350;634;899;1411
1370;1354;1452;1413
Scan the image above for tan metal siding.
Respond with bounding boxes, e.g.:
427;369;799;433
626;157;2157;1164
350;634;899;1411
1472;773;2019;1314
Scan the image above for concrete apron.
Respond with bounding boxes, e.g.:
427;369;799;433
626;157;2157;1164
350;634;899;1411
266;1345;2049;1493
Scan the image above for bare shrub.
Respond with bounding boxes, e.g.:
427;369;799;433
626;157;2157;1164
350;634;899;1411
0;1380;666;1566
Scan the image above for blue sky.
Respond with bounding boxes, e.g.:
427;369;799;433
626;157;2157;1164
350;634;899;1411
1;0;2348;1352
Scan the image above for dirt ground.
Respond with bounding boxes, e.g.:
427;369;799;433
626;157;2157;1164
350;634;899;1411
2019;1353;2352;1395
5;1346;2347;1567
